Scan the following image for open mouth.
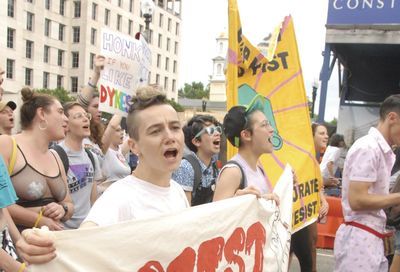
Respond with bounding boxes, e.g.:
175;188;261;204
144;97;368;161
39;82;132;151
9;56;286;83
213;140;220;146
82;125;89;129
9;118;13;122
164;148;178;159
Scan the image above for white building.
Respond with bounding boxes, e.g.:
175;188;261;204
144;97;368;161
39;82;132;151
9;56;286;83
209;32;227;102
1;0;181;104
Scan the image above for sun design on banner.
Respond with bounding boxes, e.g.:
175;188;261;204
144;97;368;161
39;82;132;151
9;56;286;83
227;0;322;232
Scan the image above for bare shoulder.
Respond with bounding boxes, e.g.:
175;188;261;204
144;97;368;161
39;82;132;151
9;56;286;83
0;135;15;165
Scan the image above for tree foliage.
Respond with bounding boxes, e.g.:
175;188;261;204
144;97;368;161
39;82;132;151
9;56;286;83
36;88;75;104
178;81;209;99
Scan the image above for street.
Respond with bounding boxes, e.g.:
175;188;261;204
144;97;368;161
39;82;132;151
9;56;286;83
289;249;335;272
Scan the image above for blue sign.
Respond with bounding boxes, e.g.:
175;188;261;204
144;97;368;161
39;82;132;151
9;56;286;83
327;0;400;25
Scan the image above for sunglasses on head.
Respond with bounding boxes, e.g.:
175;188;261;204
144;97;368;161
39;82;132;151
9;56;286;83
194;125;222;139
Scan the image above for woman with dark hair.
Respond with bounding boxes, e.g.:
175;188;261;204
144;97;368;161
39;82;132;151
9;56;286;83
0;88;74;231
320;133;346;196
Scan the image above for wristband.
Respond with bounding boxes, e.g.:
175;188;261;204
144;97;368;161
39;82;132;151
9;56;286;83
33;208;44;228
18;262;26;272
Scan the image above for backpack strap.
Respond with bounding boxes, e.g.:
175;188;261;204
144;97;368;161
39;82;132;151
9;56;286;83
84;148;96;171
183;153;202;199
51;145;69;173
226;160;247;190
8;137;17;174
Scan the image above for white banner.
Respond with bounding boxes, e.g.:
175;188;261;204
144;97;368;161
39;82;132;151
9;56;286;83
98;28;151;117
31;166;293;272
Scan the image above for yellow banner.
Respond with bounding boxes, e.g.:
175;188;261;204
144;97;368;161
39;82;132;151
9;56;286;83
226;0;321;232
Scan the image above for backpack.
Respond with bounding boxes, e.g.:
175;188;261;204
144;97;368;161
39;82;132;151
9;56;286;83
51;145;96;173
225;160;247;190
183;153;219;206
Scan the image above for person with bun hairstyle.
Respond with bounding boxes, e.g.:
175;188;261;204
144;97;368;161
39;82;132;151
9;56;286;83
0;88;74;231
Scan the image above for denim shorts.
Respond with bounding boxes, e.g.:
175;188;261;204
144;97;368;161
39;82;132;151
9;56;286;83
395;230;400;254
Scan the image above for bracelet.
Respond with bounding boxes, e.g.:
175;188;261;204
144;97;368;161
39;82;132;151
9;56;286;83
88;81;97;89
18;262;26;272
33;208;44;228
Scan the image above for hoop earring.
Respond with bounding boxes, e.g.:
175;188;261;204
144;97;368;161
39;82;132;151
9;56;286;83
39;120;48;130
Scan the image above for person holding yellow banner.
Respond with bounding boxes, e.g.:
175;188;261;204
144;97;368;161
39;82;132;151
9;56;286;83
213;95;279;203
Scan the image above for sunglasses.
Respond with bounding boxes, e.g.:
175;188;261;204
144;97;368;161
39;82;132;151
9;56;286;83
194;125;222;139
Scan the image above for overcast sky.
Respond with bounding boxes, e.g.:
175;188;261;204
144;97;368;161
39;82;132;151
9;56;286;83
179;0;340;121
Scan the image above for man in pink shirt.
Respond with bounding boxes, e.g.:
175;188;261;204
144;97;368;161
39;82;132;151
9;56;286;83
334;94;400;271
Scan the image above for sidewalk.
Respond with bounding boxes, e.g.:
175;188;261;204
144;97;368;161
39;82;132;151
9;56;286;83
289;249;334;272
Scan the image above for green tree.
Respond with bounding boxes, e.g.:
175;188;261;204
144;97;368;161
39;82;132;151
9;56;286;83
36;88;75;104
178;81;209;99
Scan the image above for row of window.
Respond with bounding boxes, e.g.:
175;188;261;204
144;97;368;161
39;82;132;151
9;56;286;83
6;59;79;92
7;25;97;49
6;58;176;93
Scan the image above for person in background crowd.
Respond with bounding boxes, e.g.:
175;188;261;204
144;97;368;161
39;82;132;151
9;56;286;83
213;97;279;204
0;101;16;136
100;120;131;195
16;86;189;265
77;55;125;183
320;133;345;197
55;102;100;229
0;88;73;231
334;94;400;271
172;115;222;206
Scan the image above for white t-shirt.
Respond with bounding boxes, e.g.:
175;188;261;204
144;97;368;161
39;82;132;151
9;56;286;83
83;175;189;226
320;146;341;179
102;148;131;182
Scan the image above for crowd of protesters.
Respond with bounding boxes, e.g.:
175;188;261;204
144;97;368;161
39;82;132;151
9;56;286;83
2;56;400;272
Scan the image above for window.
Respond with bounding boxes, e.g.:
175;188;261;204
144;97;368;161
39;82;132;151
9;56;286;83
165;57;169;71
57;75;63;88
175;22;179;35
129;0;133;12
26;40;34;59
44;46;50;63
73;26;80;43
43;72;49;88
7;28;15;49
26;0;33;3
139;24;143;34
58;24;65;41
118;0;122;7
166;38;170;51
173;60;177;73
104;9;110;25
72;52;79;68
172;79;176;92
45;0;51;10
128;20;133;35
71;77;78;93
148;30;153;44
92;3;97;20
217;64;222;75
59;0;65;15
164;76;168;90
6;59;14;79
74;1;81;18
90;53;95;69
8;0;15;17
174;41;178;54
158;34;162;48
157;54;161;68
156;74;160;84
159;14;163;27
167;18;171;31
25;68;33;86
57;49;64;66
44;19;51;37
117;14;122;31
27;12;34;31
90;28;97;45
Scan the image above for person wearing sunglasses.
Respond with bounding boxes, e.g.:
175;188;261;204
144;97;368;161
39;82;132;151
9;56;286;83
213;96;279;204
52;102;102;229
172;115;222;206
